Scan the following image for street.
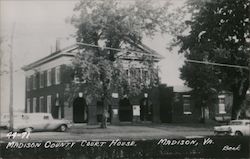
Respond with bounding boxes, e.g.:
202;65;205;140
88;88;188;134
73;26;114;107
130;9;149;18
0;123;215;142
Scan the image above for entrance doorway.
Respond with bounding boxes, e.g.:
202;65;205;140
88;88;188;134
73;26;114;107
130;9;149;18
73;97;87;123
159;86;173;123
119;96;133;122
139;96;153;121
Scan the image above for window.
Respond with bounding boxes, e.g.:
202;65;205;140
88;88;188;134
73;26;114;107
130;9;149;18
245;122;250;125
32;98;37;113
230;121;243;125
183;95;192;114
142;70;150;85
39;96;44;112
27;98;30;113
47;69;52;86
218;95;226;114
44;115;50;120
125;69;130;84
47;95;52;113
40;72;44;88
29;77;32;90
130;68;141;84
26;77;30;91
32;75;36;90
55;66;61;84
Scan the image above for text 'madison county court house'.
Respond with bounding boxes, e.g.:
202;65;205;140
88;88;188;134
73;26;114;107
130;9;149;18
22;42;167;124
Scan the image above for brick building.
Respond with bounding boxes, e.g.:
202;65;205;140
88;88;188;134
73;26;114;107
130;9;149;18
22;43;162;124
172;86;233;123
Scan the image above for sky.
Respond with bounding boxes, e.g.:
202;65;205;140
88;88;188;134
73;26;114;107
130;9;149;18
0;0;185;112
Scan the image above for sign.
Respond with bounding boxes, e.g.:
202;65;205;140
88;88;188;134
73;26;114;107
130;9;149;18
133;105;140;116
113;109;118;115
112;93;119;98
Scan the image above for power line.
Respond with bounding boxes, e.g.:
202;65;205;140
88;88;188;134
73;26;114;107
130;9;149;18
185;59;249;70
76;42;161;58
77;42;248;70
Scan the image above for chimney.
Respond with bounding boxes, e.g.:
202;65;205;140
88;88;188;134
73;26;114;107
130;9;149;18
56;38;61;52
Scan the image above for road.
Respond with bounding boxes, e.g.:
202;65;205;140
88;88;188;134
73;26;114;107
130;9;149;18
0;123;215;141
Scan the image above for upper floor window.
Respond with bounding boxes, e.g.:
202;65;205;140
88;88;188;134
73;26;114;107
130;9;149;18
47;69;52;87
40;72;44;88
142;70;150;85
126;68;150;86
183;95;192;115
55;66;61;84
130;68;141;84
32;74;36;90
26;76;30;91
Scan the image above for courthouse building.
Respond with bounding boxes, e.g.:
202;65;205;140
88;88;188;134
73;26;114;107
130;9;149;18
22;43;162;124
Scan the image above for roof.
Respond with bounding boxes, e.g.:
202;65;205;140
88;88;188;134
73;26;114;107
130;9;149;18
173;85;192;93
22;42;162;71
22;44;78;71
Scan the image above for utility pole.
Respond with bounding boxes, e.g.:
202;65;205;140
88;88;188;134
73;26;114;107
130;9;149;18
0;38;2;121
9;23;15;132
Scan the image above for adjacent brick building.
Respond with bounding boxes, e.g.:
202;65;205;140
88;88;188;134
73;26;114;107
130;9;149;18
172;86;233;123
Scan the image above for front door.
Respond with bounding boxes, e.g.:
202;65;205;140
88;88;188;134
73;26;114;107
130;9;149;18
119;98;132;122
159;86;174;123
73;97;87;123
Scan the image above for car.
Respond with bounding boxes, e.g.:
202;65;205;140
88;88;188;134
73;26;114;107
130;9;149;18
0;113;23;129
214;119;250;136
12;113;72;132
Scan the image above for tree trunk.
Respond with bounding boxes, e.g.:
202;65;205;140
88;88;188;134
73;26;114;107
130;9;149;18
100;100;108;128
100;93;109;129
231;83;248;120
200;105;206;124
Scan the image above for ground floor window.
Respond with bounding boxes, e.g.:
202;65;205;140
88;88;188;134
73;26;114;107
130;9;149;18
32;97;37;112
218;95;226;114
39;96;44;112
27;98;30;113
183;95;192;115
47;95;52;113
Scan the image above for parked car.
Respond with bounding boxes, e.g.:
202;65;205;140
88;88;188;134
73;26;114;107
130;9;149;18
12;113;72;132
214;120;250;136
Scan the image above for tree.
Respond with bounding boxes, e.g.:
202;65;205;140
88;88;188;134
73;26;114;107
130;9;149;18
177;0;250;120
70;0;171;128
